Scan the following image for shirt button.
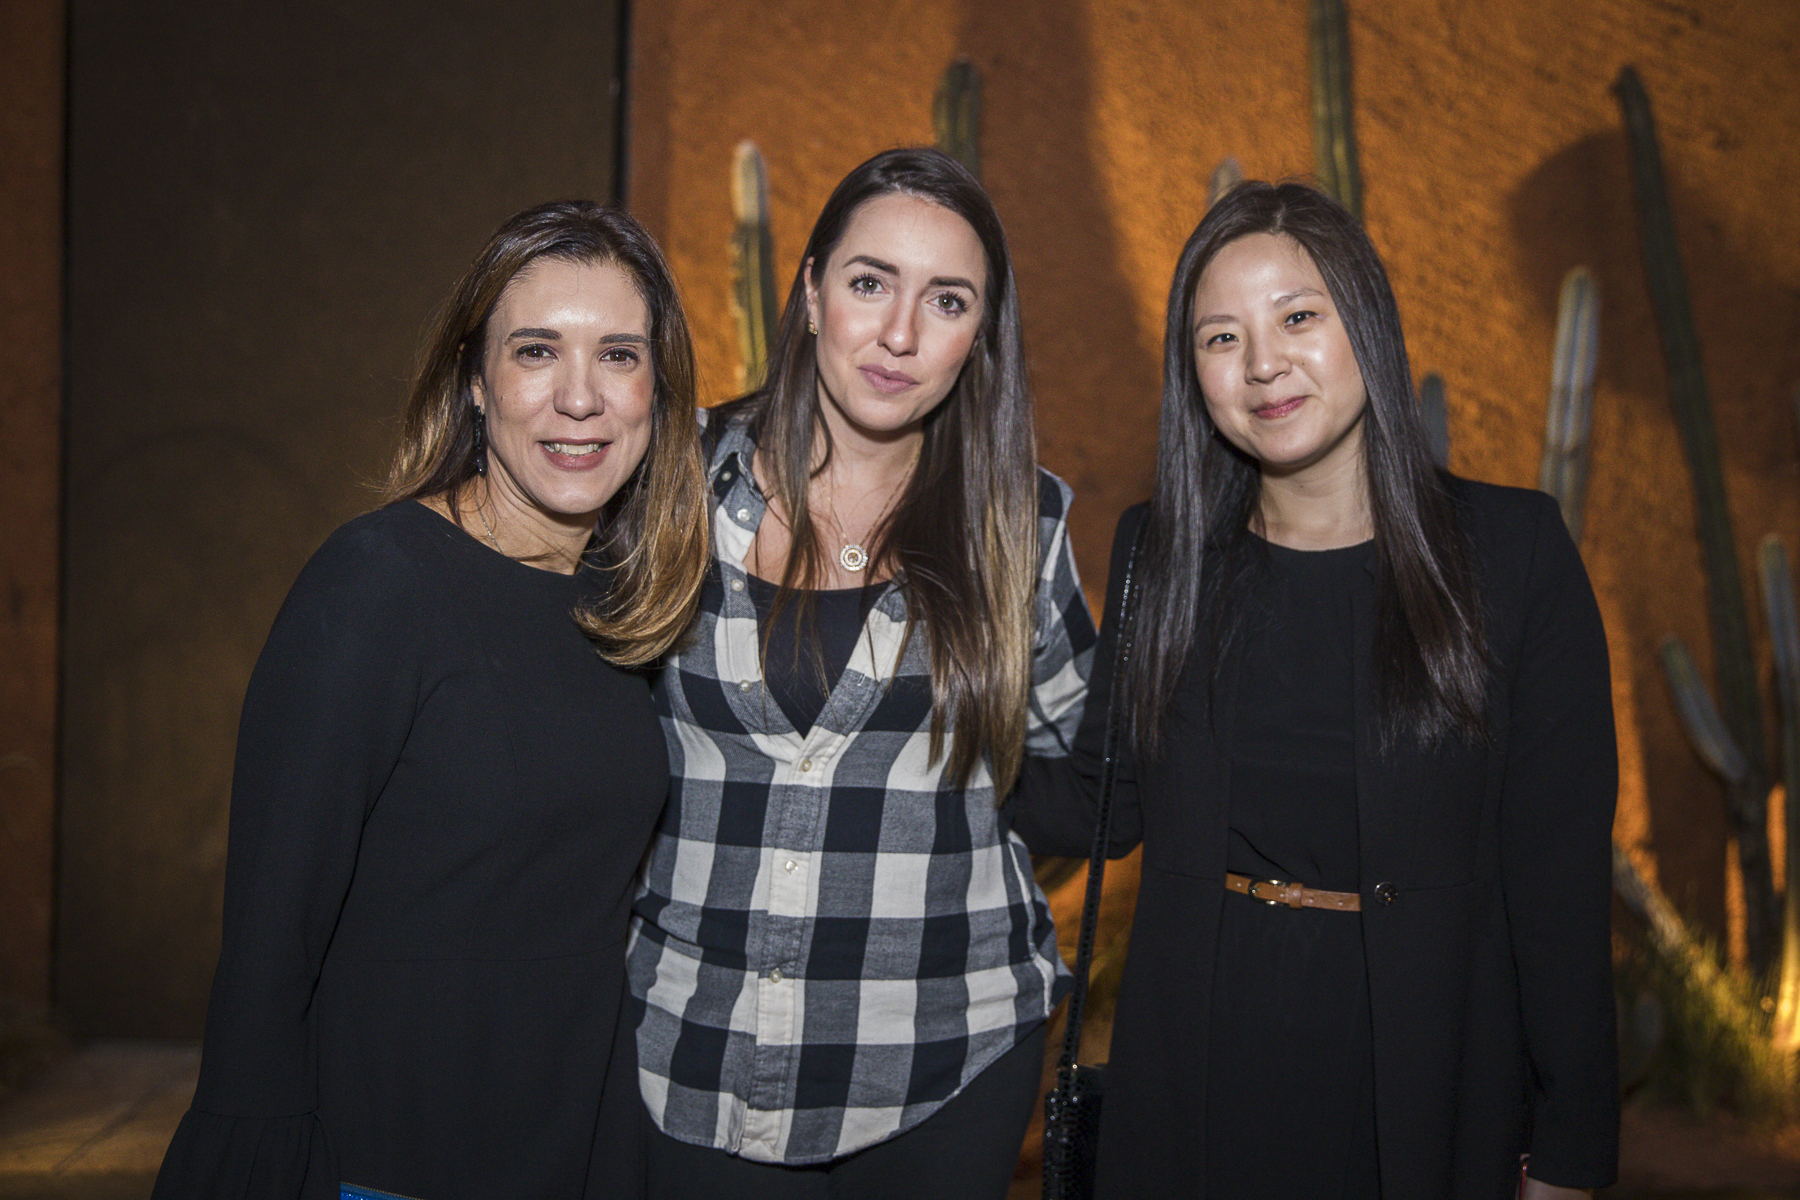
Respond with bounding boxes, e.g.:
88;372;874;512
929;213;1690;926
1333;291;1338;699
799;759;813;772
730;578;744;593
739;680;753;692
784;859;798;873
770;967;784;983
721;470;733;481
736;507;750;522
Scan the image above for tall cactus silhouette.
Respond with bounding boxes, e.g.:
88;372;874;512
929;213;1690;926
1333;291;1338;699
934;58;982;180
1616;64;1775;969
1521;258;1787;1104
1418;373;1449;468
1759;536;1800;1047
1308;0;1361;218
1539;269;1599;543
1660;638;1753;785
1208;157;1244;207
729;141;779;392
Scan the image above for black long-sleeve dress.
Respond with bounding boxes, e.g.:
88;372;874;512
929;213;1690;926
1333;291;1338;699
1206;537;1379;1197
1009;480;1619;1199
154;500;664;1200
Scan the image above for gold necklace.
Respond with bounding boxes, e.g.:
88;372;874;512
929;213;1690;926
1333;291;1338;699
475;497;502;554
829;471;908;574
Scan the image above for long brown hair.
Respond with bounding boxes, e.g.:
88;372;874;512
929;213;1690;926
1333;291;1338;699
385;201;709;666
745;148;1038;792
1127;181;1486;762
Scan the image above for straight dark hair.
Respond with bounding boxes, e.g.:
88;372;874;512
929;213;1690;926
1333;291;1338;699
737;147;1038;793
385;201;709;666
1125;181;1486;762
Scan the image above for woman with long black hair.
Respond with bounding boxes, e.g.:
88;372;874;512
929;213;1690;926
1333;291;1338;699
628;147;1094;1199
1010;181;1618;1199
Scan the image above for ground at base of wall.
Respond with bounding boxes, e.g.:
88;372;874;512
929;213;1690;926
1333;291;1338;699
2;1042;1795;1199
1004;1093;1800;1198
0;1041;196;1200
1603;1096;1800;1196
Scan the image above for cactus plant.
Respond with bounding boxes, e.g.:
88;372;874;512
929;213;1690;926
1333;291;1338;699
1519;262;1726;1096
933;58;981;180
1308;0;1361;218
1660;637;1753;785
1418;372;1449;468
1613;844;1723;990
1760;536;1800;1050
1616;64;1775;969
729;141;779;393
1539;268;1599;542
1208;157;1244;208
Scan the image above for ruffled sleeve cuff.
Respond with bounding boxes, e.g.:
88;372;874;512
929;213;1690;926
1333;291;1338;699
153;1107;338;1200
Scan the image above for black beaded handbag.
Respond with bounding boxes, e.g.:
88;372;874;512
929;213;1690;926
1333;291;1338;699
1041;531;1140;1200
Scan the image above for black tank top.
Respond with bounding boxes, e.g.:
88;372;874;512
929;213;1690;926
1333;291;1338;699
743;573;878;734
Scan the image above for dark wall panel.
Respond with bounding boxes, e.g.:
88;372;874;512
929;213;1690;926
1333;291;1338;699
0;0;65;1015
60;1;622;1035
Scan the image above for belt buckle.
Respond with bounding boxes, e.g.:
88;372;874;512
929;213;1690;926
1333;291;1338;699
1245;876;1288;906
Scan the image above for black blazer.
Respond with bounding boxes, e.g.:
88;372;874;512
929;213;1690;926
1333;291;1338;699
1010;480;1618;1200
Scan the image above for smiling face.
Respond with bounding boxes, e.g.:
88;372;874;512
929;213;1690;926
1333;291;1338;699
803;192;988;449
1191;232;1368;486
474;256;655;543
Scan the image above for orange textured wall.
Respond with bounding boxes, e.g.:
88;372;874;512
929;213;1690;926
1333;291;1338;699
0;0;64;1012
629;0;1800;957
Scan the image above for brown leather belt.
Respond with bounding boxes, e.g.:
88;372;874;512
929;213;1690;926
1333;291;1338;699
1225;872;1362;912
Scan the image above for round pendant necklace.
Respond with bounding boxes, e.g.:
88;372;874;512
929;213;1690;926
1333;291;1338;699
830;472;908;574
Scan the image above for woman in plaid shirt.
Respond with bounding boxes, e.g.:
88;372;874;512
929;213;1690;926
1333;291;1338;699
628;148;1095;1198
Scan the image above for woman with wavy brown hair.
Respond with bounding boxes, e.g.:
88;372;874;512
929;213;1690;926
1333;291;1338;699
628;148;1094;1198
154;201;708;1200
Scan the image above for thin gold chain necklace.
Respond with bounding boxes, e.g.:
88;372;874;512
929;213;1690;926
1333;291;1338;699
474;494;503;554
827;471;907;573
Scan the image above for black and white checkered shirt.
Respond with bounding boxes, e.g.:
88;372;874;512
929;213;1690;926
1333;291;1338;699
628;411;1095;1164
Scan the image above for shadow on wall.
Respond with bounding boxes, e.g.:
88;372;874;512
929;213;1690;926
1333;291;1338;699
955;0;1162;597
1509;127;1800;945
947;1;1159;1186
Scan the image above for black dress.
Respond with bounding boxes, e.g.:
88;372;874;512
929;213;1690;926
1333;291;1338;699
1206;539;1379;1198
154;500;665;1200
1007;482;1619;1199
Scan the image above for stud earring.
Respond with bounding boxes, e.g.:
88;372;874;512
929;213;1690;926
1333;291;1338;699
808;318;818;336
472;406;488;477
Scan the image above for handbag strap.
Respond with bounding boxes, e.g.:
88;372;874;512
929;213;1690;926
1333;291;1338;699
1056;521;1143;1074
